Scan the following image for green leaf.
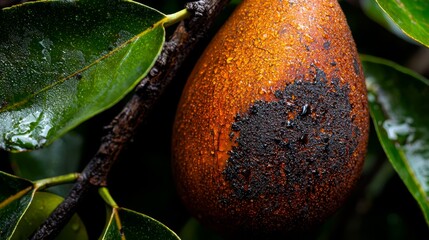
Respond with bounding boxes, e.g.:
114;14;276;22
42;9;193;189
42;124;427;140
10;191;88;240
360;0;416;44
362;55;429;225
374;0;429;47
0;172;80;239
0;0;167;151
0;171;34;239
101;207;180;240
10;131;83;196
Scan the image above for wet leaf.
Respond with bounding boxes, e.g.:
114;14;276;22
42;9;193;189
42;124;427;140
362;55;429;224
101;207;180;240
360;0;416;44
0;0;167;151
0;171;34;239
374;0;429;47
10;131;84;196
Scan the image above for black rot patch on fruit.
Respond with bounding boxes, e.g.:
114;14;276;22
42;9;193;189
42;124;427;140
353;58;360;75
323;41;331;50
223;67;360;200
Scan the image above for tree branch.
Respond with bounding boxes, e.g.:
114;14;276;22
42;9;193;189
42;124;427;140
30;0;230;239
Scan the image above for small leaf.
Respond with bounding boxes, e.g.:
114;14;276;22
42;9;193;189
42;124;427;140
0;171;34;239
10;191;88;240
10;131;83;196
374;0;429;47
0;0;167;151
101;207;180;240
362;55;429;224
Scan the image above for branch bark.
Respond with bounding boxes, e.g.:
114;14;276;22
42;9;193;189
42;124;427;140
30;0;230;239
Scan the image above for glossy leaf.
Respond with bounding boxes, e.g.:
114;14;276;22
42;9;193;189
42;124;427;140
360;0;416;44
101;207;180;240
0;0;167;151
374;0;429;47
362;55;429;224
0;171;34;239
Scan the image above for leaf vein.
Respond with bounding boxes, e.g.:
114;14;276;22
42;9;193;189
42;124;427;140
0;17;166;114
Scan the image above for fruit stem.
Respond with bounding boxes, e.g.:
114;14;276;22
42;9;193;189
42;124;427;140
33;173;80;190
99;187;119;208
164;8;190;27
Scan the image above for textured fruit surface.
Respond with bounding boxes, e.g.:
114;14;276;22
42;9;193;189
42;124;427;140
172;0;369;236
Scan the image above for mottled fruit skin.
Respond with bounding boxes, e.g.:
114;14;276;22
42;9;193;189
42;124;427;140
172;0;369;236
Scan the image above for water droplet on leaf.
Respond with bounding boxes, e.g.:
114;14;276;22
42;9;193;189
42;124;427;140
3;110;52;151
383;118;415;145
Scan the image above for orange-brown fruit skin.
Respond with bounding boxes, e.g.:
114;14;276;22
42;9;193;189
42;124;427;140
172;0;369;237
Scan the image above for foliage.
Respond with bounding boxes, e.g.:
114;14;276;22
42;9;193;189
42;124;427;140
1;0;429;239
0;0;167;151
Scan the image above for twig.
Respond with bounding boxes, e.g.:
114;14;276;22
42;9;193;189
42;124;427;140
30;0;230;239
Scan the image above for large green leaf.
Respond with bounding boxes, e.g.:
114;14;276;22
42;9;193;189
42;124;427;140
362;55;429;224
0;171;34;239
374;0;429;47
0;0;167;151
101;207;180;240
360;0;415;44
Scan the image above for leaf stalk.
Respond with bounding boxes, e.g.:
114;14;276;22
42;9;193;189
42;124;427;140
164;8;190;27
99;187;118;208
34;173;80;190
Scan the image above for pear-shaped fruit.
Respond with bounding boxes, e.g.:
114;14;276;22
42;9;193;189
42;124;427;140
173;0;369;236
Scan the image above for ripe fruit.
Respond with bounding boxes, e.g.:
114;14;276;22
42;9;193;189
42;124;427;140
172;0;369;236
11;192;88;240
